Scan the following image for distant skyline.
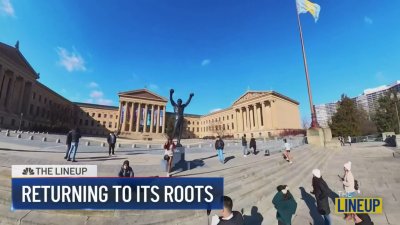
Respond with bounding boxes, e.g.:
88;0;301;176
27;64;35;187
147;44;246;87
1;0;399;119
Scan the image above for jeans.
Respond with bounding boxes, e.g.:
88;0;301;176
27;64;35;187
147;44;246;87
68;142;79;161
109;143;115;155
65;144;71;158
242;146;248;155
217;149;224;163
322;214;331;225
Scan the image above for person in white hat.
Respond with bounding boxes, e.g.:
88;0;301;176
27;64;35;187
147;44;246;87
311;169;332;225
340;161;356;197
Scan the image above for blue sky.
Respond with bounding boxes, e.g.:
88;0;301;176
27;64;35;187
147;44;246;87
1;0;399;120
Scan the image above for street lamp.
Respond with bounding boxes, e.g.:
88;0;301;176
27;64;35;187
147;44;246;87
390;93;400;134
18;113;23;131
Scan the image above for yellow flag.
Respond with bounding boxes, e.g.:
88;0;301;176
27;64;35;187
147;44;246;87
296;0;321;22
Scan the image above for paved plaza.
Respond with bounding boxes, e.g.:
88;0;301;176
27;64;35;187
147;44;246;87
0;131;399;225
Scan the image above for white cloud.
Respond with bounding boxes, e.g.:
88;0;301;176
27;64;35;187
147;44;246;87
88;90;113;105
56;47;87;72
88;82;99;88
1;0;15;17
90;90;103;98
201;59;210;66
148;83;159;90
364;16;373;25
96;98;113;105
209;108;222;113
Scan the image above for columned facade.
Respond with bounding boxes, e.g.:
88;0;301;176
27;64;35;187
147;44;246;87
118;89;168;140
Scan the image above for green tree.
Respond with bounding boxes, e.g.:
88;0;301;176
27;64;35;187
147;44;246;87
329;95;365;137
373;93;399;133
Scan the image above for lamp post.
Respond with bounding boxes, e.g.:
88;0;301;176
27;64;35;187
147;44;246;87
390;93;400;134
18;113;23;131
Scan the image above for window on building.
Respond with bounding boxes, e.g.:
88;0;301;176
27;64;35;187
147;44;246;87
79;119;83;125
36;106;40;116
39;95;42;102
91;120;94;126
231;114;233;119
104;114;107;118
109;122;112;128
103;121;106;127
49;100;52;106
32;92;36;100
85;120;88;126
115;123;117;128
116;116;118;119
44;98;47;104
197;127;199;132
98;113;101;118
232;123;234;130
110;115;113;118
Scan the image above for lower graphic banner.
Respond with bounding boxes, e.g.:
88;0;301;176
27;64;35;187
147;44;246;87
12;177;224;210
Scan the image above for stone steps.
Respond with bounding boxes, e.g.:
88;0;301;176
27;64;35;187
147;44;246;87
0;147;312;222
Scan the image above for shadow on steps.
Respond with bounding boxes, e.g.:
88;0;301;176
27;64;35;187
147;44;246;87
242;206;264;225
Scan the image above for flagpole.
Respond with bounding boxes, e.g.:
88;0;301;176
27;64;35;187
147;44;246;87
295;3;320;128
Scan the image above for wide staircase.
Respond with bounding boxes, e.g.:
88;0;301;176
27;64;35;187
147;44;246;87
0;145;335;225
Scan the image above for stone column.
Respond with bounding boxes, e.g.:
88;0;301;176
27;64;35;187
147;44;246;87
241;108;245;131
0;67;5;108
249;105;255;131
129;102;135;132
234;108;238;132
150;104;155;133
247;106;252;131
143;104;148;133
162;106;166;133
17;78;26;114
261;101;267;128
135;103;141;132
117;101;123;131
254;104;260;131
156;105;160;133
3;75;14;109
122;102;128;132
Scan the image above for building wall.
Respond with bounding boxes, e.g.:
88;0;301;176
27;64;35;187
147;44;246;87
74;104;119;136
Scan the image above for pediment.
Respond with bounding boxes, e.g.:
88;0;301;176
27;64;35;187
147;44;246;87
118;89;167;102
232;91;269;105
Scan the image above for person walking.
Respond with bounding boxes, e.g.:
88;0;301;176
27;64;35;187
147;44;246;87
211;196;244;225
283;139;293;164
118;160;134;177
347;136;352;146
311;169;332;225
163;138;176;177
67;127;81;162
241;134;248;157
64;129;72;159
249;134;257;155
272;185;297;225
107;131;117;156
340;161;356;197
215;136;225;164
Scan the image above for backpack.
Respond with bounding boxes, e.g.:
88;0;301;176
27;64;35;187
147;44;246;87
354;180;359;190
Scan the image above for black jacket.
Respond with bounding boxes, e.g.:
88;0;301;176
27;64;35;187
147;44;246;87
312;176;331;215
118;167;134;177
107;134;117;144
241;137;247;146
218;211;244;225
66;131;72;145
70;129;82;143
215;139;224;150
249;138;256;148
